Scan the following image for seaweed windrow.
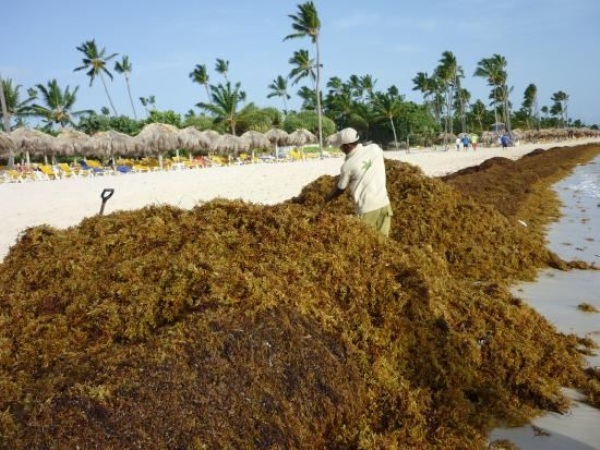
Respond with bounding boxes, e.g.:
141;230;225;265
1;144;599;448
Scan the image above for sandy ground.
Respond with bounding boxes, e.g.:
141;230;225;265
2;138;598;262
2;138;600;449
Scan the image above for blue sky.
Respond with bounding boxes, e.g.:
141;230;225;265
3;0;599;125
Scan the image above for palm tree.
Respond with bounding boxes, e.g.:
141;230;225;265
373;90;403;150
190;64;211;102
267;75;291;114
215;58;229;81
297;86;317;111
522;83;538;130
114;55;138;119
360;75;377;102
551;91;569;127
74;39;119;116
139;95;156;116
288;49;316;87
474;54;511;133
285;1;323;156
470;99;487;133
31;79;89;128
197;82;245;135
0;74;10;134
435;51;461;142
0;77;37;129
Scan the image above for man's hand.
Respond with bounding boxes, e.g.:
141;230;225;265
325;186;345;203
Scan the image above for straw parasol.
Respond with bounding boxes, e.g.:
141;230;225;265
265;128;289;160
212;134;249;158
86;130;138;160
0;131;13;159
178;127;210;154
9;127;58;166
287;128;317;146
55;129;90;157
325;133;338;147
240;130;270;162
265;128;289;145
135;123;181;168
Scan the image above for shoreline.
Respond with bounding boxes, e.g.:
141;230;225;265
490;154;600;449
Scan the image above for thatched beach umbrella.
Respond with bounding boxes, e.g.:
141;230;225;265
212;134;249;159
55;129;90;156
86;130;138;161
10;127;57;166
135;123;181;168
0;131;13;159
287;128;316;146
265;128;289;159
178;127;210;154
325;133;338;147
287;129;317;160
241;130;270;162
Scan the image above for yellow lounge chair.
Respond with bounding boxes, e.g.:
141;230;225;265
39;165;59;180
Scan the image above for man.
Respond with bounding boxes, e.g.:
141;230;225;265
325;127;393;236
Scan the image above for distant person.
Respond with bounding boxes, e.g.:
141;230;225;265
456;136;462;151
470;133;479;151
325;127;393;236
462;134;470;150
501;133;510;149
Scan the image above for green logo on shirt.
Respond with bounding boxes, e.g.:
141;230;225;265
362;159;373;171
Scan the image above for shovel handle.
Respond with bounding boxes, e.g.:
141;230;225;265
99;188;115;215
101;188;115;201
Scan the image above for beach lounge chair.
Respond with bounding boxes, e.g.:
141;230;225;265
57;163;79;178
80;160;108;176
39;164;59;180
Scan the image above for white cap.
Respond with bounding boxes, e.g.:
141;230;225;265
332;128;360;147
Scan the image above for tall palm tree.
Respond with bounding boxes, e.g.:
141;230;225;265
551;91;569;127
360;75;377;102
435;51;461;142
373;90;403;150
474;54;511;133
0;74;10;134
267;75;291;114
74;39;119;116
31;79;89;128
522;83;538;130
190;64;211;102
215;58;229;81
0;77;37;130
285;1;323;156
197;82;245;135
288;49;316;88
114;55;138;119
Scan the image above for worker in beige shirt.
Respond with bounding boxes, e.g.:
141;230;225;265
325;127;393;236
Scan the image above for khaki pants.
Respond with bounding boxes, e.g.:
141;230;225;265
360;204;393;236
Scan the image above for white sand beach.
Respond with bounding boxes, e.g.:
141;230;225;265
2;139;598;262
2;138;600;449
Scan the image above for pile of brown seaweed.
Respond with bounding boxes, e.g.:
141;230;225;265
0;145;599;449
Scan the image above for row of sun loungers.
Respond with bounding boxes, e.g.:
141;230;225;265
1;151;340;183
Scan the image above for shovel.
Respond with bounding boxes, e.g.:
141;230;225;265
99;188;115;215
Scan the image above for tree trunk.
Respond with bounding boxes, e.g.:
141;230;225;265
315;37;324;158
125;76;138;119
100;72;118;116
389;116;399;150
0;74;15;168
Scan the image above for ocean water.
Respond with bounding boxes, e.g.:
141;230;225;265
490;155;600;449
